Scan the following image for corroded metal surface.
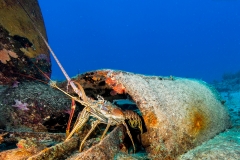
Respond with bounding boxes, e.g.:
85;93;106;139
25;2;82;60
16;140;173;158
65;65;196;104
0;0;50;85
67;69;231;159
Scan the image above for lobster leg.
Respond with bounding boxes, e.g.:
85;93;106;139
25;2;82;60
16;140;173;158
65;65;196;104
66;98;76;137
100;118;112;140
122;121;136;153
65;108;90;141
79;119;101;151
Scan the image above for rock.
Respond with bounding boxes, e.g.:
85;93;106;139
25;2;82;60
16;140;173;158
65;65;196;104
220;91;240;127
0;148;34;160
0;0;51;85
0;126;126;160
0;81;71;132
0;133;77;160
114;152;149;160
178;127;240;160
68;126;126;160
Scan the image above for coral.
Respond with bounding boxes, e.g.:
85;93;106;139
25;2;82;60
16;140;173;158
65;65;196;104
106;77;126;94
0;49;18;64
113;83;126;94
106;77;117;86
0;49;10;64
12;99;29;110
8;50;18;58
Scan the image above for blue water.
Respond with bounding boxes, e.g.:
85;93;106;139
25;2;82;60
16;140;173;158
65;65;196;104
38;0;240;82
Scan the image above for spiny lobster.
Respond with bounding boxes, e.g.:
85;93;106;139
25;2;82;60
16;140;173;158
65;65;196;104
50;81;142;152
18;0;143;153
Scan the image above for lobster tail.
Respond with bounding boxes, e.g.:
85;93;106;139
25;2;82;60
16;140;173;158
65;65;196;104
124;110;143;134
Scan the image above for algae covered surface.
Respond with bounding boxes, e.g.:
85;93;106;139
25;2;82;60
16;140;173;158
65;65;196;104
0;0;48;58
0;0;51;86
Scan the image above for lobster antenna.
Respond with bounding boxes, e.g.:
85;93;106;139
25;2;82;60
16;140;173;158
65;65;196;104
17;0;83;98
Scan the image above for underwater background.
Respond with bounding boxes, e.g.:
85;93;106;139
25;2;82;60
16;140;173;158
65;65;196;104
38;0;240;82
0;1;240;159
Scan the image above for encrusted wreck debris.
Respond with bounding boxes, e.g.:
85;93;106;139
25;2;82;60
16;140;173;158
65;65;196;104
0;69;232;159
65;70;231;159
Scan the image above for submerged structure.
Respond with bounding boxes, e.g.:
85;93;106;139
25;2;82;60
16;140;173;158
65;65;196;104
0;0;50;86
62;70;231;159
0;70;231;159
